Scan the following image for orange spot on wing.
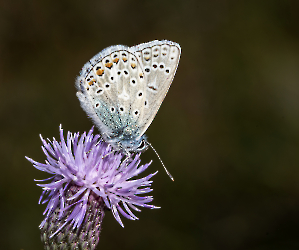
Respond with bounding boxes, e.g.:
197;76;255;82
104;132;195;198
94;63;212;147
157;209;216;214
131;63;136;69
122;57;127;62
113;58;119;63
105;62;113;69
96;69;104;76
88;79;96;86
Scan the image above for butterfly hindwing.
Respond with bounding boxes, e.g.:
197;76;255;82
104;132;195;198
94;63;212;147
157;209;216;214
76;46;148;140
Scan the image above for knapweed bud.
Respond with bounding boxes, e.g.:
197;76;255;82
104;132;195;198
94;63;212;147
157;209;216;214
26;126;159;250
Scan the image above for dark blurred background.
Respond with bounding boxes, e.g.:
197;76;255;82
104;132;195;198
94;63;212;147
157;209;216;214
1;0;299;249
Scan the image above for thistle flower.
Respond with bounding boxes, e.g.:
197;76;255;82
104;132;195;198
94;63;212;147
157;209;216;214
26;126;158;250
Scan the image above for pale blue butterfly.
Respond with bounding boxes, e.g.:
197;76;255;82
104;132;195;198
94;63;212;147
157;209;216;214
76;40;181;178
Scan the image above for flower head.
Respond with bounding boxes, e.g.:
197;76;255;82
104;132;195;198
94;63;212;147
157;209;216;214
26;126;158;236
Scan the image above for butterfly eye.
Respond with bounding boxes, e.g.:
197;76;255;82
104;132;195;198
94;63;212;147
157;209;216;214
136;140;147;152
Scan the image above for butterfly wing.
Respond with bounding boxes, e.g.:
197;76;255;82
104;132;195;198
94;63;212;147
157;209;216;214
76;45;148;142
129;40;181;136
76;40;181;151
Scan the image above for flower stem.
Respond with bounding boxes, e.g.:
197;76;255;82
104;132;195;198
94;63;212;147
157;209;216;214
40;184;106;250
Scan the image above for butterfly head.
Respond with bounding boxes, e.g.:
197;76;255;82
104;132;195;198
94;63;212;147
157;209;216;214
105;132;149;154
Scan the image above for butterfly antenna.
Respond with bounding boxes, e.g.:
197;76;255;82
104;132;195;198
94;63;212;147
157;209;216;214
147;142;174;181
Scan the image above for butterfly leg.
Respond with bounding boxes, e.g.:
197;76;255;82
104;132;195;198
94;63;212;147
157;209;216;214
102;150;115;159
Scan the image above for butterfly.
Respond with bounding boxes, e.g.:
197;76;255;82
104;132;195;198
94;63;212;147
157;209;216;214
76;40;181;159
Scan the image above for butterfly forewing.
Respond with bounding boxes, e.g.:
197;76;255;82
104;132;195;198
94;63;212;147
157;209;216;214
130;40;181;136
